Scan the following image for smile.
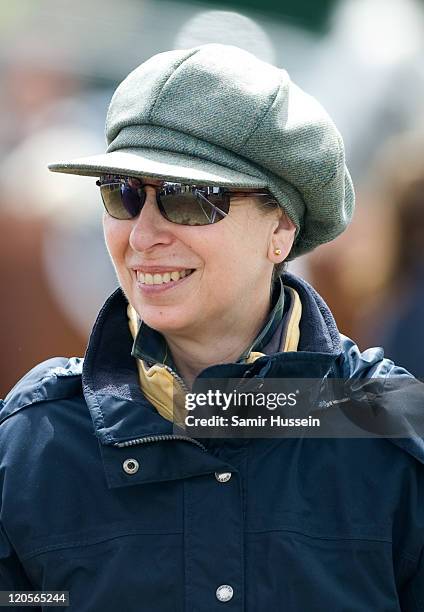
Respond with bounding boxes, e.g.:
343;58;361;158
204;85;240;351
136;269;194;285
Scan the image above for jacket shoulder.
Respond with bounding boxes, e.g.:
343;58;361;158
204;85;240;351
0;357;83;425
339;334;414;379
339;335;424;466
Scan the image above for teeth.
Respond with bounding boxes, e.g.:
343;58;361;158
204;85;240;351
137;269;192;285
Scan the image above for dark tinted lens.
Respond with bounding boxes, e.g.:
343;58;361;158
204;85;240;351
121;183;144;218
100;182;144;219
158;188;230;225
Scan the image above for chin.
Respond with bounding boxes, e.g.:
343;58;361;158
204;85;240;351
134;302;196;335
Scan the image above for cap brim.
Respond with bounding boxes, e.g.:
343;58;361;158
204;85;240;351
48;147;267;188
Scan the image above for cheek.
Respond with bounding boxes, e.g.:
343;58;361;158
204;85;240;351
199;229;255;290
223;215;269;270
103;217;130;268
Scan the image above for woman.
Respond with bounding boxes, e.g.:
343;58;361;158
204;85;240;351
0;44;423;611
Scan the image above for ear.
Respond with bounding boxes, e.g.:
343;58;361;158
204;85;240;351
267;209;296;263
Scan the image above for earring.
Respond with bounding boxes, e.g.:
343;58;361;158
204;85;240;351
274;248;282;256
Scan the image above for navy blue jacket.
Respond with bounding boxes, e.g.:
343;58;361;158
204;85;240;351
1;273;423;611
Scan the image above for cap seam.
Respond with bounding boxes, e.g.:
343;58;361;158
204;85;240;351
237;75;283;153
147;47;201;124
318;132;344;190
238;76;344;191
284;134;344;194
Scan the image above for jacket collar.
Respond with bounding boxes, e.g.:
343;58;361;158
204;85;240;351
285;271;342;353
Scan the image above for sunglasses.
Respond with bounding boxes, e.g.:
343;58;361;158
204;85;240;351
96;175;272;226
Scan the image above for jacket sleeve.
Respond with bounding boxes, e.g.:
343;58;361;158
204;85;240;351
399;546;424;611
0;521;41;612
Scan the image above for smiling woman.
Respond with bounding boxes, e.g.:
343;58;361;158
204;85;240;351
1;44;423;612
101;176;295;385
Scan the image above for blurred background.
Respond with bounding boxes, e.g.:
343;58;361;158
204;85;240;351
1;0;424;395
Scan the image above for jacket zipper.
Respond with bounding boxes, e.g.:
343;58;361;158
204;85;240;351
162;364;190;393
114;434;207;451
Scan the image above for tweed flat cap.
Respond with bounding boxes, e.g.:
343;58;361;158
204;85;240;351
48;44;354;258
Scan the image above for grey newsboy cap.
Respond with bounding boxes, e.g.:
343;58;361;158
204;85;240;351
49;43;354;258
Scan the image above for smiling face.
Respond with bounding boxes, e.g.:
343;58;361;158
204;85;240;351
102;177;295;339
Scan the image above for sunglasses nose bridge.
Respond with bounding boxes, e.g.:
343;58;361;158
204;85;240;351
128;187;173;253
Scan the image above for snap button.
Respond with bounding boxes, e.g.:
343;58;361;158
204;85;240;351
123;458;139;474
216;584;234;602
215;471;232;483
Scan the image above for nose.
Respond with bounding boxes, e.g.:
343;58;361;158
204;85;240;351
129;186;174;253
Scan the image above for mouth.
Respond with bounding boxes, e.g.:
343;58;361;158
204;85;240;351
135;269;195;286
